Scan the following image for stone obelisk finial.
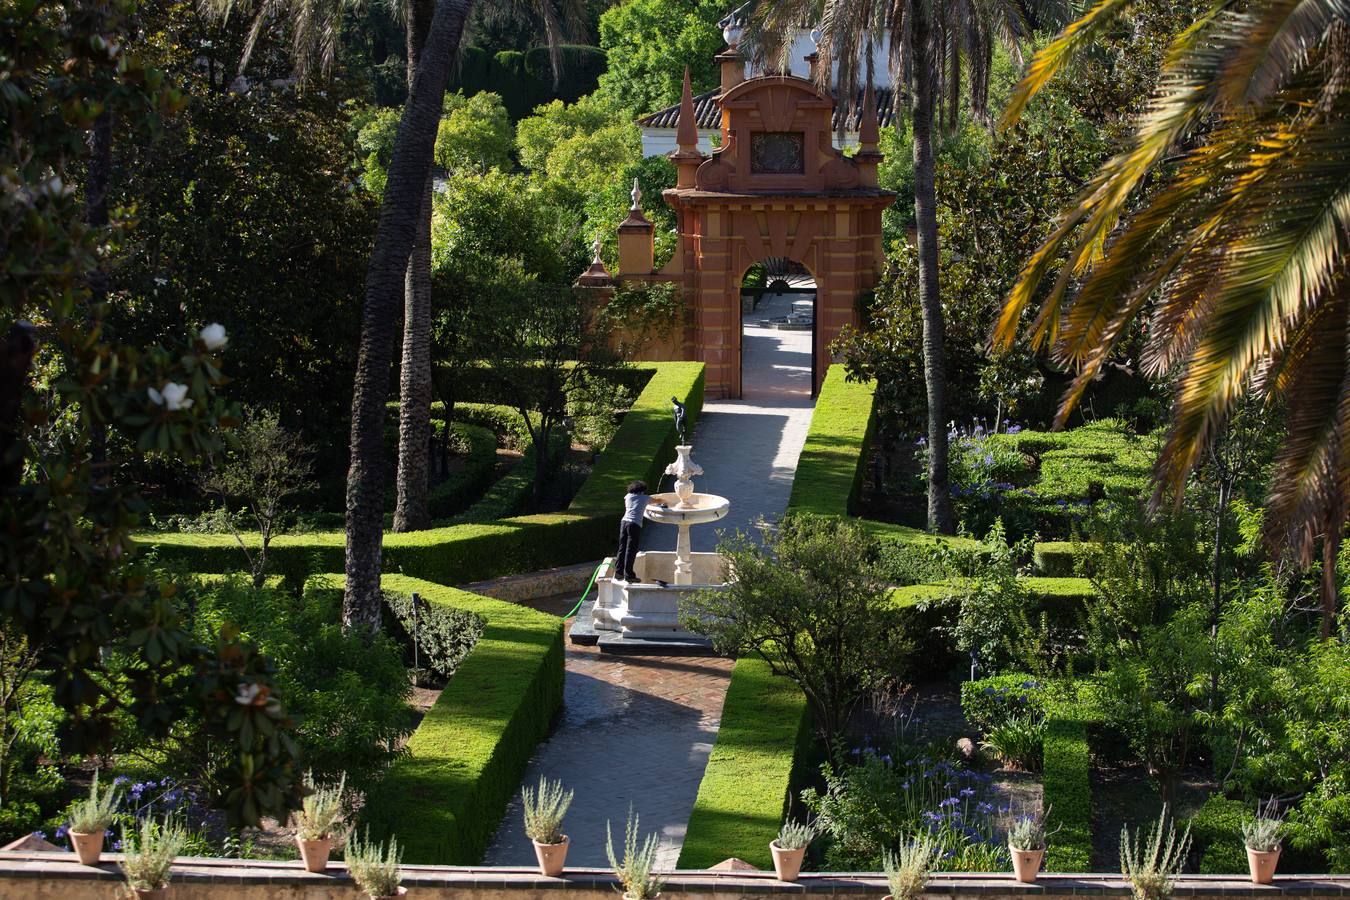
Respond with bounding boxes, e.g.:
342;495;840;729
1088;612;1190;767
671;67;704;189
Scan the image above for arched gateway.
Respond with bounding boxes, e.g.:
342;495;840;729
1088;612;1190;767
578;41;896;399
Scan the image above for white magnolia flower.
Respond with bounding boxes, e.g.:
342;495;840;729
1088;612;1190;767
199;322;228;351
148;382;193;411
235;682;263;706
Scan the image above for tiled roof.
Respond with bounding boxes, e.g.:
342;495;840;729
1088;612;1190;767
637;86;896;132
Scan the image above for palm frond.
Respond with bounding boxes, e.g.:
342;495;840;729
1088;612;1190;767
999;0;1136;128
1214;0;1350;108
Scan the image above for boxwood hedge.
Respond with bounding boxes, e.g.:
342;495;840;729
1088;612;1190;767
675;657;811;870
355;574;564;864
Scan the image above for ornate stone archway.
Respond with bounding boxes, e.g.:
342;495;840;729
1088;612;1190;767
585;45;896;399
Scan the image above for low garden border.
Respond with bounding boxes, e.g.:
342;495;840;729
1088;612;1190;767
675;657;812;870
136;362;706;588
343;574;566;865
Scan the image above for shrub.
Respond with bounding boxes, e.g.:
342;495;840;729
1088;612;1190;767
188;580;413;794
1042;716;1092;872
383;590;484;680
777;819;817;851
67;771;119;834
607;807;664;900
521;776;572;845
786;368;876;518
676;657;811;870
120;818;187;892
883;834;942;900
346;829;402;898
1190;795;1247;874
960;675;1051;733
981;717;1046;772
359;576;564;865
1120;811;1191;900
294;771;346;841
805;748;1007;871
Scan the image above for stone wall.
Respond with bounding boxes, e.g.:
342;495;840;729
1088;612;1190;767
3;853;1348;900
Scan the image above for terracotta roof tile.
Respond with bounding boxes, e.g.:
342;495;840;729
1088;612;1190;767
637;86;896;133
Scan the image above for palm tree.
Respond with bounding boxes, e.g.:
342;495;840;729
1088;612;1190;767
994;1;1350;637
751;0;1059;534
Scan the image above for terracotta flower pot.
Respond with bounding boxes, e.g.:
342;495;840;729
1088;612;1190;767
296;835;333;873
770;839;806;882
131;888;167;899
1247;846;1281;885
532;835;569;877
621;893;657;900
1010;845;1045;884
369;887;407;900
68;829;104;866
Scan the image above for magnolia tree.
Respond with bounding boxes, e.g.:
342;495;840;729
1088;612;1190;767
1;0;303;825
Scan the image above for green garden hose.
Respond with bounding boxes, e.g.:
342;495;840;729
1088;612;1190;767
562;561;605;619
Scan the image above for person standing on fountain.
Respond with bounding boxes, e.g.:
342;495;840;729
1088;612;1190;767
617;480;665;583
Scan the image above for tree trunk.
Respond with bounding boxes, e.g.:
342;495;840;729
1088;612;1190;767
343;0;473;632
1321;515;1341;639
392;0;437;533
910;3;954;534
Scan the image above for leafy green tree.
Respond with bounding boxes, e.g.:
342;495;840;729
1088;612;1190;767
1;0;303;824
595;0;725;115
994;0;1350;637
516;91;626;173
199;409;316;589
112;75;375;493
435;91;513;170
681;515;910;746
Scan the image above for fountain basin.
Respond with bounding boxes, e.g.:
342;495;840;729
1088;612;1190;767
644;492;729;526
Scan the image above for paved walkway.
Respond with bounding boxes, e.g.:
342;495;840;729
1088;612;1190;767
650;290;817;552
483;296;816;868
482;639;735;868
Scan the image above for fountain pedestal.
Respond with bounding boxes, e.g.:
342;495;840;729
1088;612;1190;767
571;445;730;655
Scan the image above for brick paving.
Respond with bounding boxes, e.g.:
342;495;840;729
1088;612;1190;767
483;627;735;869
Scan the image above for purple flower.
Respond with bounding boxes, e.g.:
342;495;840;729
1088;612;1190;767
940;797;960;808
1008;425;1023;434
977;802;994;815
113;775;130;786
959;787;976;798
113;840;123;852
103;830;114;839
982;686;995;696
55;825;69;840
31;831;46;840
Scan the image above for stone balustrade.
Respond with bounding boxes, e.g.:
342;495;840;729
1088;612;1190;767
2;853;1348;900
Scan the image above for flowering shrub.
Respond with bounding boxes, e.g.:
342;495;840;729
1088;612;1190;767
804;745;1010;870
959;675;1051;733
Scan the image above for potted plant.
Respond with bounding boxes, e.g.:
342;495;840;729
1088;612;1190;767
1120;810;1191;900
881;834;941;900
1241;803;1284;885
346;829;405;899
522;775;573;877
1007;806;1053;883
119;818;187;899
770;819;816;882
606;807;664;900
293;771;346;874
66;770;120;865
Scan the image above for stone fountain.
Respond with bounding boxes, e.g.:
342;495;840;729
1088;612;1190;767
572;443;731;655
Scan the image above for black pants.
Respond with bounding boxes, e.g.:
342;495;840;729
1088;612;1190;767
616;521;642;579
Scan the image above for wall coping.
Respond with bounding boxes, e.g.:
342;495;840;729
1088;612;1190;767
2;853;1347;895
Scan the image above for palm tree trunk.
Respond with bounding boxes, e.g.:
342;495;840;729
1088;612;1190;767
344;0;473;631
911;2;954;534
392;0;437;533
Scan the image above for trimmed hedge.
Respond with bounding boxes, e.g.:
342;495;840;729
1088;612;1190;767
356;574;564;864
787;367;876;517
1043;714;1093;872
137;362;704;587
1191;795;1247;874
448;434;565;524
426;423;498;519
675;657;812;870
1034;540;1093;576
